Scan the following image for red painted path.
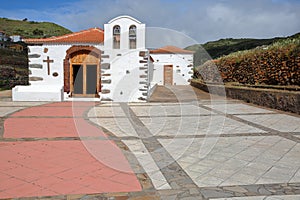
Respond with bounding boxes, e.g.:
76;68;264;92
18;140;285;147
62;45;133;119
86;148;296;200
0;102;141;199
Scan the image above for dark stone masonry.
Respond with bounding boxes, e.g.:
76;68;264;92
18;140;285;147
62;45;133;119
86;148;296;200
191;80;300;114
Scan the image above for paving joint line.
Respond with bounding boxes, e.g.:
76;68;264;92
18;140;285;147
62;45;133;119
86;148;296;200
0;103;55;139
0;131;281;142
120;102;206;199
88;114;221;119
198;104;300;143
82;104;157;192
198;182;300;199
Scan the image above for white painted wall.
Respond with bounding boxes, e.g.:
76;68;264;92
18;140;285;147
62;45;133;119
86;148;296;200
102;16;147;102
101;49;147;102
150;53;193;85
28;45;69;86
104;15;145;54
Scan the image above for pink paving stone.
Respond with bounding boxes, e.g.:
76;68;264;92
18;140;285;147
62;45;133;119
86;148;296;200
0;102;141;198
4;182;51;198
11;106;88;117
0;177;26;191
0;141;141;198
43;101;99;107
4;118;107;138
32;175;64;188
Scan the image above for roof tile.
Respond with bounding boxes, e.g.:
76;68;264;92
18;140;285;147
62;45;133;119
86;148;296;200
24;28;104;44
150;45;194;54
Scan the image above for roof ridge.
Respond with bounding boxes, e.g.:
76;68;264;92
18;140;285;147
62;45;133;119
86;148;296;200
24;27;104;41
150;45;194;54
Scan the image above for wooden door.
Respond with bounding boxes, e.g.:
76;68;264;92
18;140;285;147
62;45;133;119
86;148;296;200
70;53;100;97
164;65;173;85
72;64;84;94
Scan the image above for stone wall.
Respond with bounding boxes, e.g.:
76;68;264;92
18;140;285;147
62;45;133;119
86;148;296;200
0;48;29;90
191;80;300;114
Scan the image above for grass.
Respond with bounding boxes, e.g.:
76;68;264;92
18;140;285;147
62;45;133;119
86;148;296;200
0;18;72;38
218;36;300;61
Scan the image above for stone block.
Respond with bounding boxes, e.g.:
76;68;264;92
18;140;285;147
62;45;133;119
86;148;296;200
102;79;112;84
101;89;111;94
139;51;146;57
102;55;109;58
28;54;41;58
29;64;43;69
29;76;43;81
139;75;147;78
101;63;110;70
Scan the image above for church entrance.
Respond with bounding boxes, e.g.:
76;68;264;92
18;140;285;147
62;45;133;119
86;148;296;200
72;64;98;95
64;46;101;97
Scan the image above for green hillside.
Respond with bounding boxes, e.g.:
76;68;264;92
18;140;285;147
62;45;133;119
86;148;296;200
0;18;72;38
190;32;300;66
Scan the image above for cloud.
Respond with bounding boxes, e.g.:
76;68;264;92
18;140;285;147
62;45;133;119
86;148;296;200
1;0;300;44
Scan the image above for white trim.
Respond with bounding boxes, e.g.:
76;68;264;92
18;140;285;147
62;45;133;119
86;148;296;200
108;15;142;24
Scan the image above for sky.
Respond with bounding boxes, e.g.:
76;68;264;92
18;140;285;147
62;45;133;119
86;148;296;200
0;0;300;45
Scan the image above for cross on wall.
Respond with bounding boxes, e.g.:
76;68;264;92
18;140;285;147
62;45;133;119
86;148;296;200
43;56;54;75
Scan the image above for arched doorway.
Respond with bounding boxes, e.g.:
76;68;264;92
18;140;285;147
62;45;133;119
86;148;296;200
64;46;101;97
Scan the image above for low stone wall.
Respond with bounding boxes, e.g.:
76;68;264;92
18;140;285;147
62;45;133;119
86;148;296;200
191;80;300;114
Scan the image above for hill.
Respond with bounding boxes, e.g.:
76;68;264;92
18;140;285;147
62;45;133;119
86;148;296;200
188;32;300;66
0;18;72;38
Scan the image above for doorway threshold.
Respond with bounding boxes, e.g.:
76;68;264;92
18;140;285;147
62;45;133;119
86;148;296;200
66;97;101;102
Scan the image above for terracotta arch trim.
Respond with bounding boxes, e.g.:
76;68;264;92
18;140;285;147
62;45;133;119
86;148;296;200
64;46;101;94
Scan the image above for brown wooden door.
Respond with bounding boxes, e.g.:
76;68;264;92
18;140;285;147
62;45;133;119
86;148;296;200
70;53;100;97
164;65;173;85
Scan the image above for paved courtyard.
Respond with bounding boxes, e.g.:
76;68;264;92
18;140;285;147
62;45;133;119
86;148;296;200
0;86;300;199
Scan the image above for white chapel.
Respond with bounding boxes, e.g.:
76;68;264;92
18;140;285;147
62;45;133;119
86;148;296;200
12;15;194;102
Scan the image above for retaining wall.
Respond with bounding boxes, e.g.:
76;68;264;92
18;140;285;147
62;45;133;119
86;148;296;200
191;80;300;114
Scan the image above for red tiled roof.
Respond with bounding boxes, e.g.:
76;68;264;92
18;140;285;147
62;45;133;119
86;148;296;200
24;28;104;44
150;45;194;54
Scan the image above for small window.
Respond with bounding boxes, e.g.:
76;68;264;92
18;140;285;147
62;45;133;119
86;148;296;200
113;25;120;49
129;25;136;49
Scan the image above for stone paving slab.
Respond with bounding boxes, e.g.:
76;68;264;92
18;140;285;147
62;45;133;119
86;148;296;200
0;101;48;107
159;136;300;187
130;104;212;117
215;195;300;199
123;139;171;190
0;106;26;117
88;106;127;118
140;116;265;136
85;99;300;199
236;114;300;133
206;103;275;115
89;117;138;137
